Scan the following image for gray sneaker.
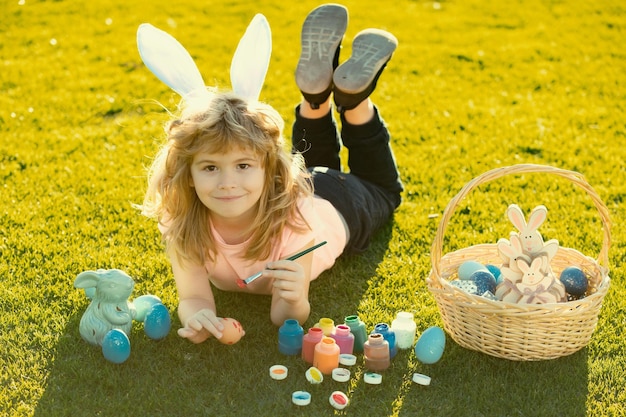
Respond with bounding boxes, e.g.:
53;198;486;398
333;29;398;112
295;4;348;109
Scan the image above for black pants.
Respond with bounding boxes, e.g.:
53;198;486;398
292;106;403;253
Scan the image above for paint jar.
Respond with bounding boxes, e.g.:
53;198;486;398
344;315;367;353
313;336;340;375
278;319;303;355
364;333;390;372
302;327;324;364
315;317;335;336
391;312;417;349
331;324;355;354
372;323;397;359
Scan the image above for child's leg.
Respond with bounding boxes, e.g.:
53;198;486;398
334;29;403;201
341;103;403;203
292;4;348;169
312;28;403;253
291;104;341;170
333;29;397;113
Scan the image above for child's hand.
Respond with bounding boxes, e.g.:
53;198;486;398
266;260;308;303
178;308;225;343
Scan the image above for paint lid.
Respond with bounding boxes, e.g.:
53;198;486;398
364;372;383;384
331;367;351;382
329;391;349;410
269;365;288;380
412;373;431;386
339;353;357;366
292;391;311;406
305;366;324;384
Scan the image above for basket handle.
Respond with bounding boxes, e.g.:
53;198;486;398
430;164;611;280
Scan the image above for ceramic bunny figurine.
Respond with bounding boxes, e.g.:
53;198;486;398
74;269;136;346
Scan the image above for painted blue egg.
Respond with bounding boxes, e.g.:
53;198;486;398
470;270;496;295
414;326;446;364
133;294;163;322
144;303;171;340
560;266;588;296
101;329;131;364
485;264;502;284
458;261;488;280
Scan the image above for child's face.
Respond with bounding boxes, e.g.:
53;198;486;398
190;146;265;227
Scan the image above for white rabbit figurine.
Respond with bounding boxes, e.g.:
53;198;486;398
495;204;565;303
506;204;559;260
515;257;565;304
495;233;529;300
74;269;136;346
497;233;530;280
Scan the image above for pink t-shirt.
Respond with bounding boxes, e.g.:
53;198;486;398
161;196;347;294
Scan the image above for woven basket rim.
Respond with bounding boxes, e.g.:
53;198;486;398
430;164;611;288
427;243;611;312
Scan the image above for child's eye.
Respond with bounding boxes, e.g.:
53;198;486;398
203;165;217;172
237;163;250;170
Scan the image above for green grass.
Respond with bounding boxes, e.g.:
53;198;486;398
1;0;625;416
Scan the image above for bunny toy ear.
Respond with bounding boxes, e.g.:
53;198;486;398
137;23;210;103
74;270;100;289
506;204;527;231
527;205;548;231
230;14;272;101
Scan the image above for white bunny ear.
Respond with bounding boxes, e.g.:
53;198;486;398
530;256;544;271
516;257;531;272
230;14;272;101
137;23;209;102
506;204;526;231
527;205;548;231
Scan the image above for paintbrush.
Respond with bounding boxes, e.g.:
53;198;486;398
236;241;328;288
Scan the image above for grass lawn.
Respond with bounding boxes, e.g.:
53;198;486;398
1;0;625;416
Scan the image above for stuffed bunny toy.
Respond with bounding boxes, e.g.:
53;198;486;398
74;269;136;346
136;13;271;107
495;204;566;303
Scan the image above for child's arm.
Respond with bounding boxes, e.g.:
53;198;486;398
167;246;224;343
267;240;315;326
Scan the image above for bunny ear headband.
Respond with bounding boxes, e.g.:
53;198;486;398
136;14;272;106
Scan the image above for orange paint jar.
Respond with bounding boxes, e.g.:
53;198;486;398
313;336;340;375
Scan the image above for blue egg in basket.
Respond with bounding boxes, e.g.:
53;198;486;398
560;266;588;296
470;270;496;295
485;264;502;284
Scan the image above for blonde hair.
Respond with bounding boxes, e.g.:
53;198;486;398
141;92;312;265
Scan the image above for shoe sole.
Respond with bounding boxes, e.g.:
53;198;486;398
333;29;398;94
295;4;348;95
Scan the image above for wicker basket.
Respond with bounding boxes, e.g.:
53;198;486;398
427;164;611;361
